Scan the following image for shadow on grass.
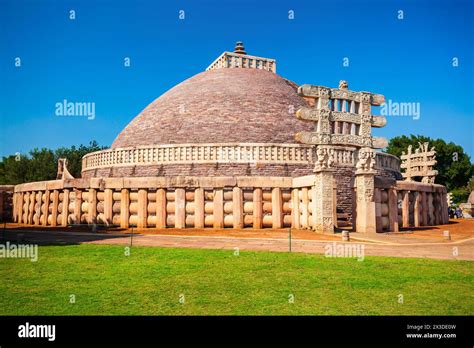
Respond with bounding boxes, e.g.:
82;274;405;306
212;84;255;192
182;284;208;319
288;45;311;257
0;223;134;247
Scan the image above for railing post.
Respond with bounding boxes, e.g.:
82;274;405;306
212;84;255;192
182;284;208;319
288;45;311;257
74;189;82;225
291;188;300;229
104;188;113;226
120;188;130;229
402;191;410;228
388;188;399;232
175;188;185;229
233;187;244;229
62;189;70;226
43;191;50;226
137;189;148;228
271;188;283;229
213;189;224;228
51;190;59;227
253;188;263;229
88;188;97;225
414;191;421;227
156;188;166;228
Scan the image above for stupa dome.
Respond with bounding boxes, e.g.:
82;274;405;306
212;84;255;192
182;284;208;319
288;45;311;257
112;68;312;148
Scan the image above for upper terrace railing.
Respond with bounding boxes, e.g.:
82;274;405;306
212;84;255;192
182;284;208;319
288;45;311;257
206;51;276;73
81;143;400;173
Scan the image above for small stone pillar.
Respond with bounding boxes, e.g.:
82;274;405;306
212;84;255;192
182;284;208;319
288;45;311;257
355;148;377;233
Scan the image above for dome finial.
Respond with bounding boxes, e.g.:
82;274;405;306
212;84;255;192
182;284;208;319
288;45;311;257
234;41;247;55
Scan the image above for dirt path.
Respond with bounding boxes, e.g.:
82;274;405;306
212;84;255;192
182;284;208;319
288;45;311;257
2;225;473;260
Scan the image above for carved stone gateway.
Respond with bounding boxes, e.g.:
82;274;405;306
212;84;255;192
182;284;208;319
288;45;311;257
295;81;387;233
401;142;438;183
295;81;387;150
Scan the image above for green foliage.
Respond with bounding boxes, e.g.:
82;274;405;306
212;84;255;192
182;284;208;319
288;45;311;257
450;187;470;205
385;135;474;191
0;141;105;185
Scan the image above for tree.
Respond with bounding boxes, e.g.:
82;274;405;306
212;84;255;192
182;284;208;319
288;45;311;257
0;141;106;185
385;135;474;193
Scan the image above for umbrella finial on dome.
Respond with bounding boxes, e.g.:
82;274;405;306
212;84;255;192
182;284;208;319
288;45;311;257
234;41;247;55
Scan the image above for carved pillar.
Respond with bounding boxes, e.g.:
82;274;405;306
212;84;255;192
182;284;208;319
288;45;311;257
355;172;376;233
355;148;377;233
312;168;335;234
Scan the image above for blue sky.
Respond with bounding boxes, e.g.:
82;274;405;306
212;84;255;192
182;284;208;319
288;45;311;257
1;0;473;158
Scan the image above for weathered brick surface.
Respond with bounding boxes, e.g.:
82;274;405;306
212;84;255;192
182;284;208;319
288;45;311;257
112;68;313;148
82;163;315;180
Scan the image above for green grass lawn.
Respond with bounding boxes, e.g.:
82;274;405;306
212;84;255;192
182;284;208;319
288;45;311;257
0;244;473;315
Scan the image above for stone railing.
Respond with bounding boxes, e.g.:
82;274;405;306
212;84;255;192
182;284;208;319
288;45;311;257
82;143;401;175
206;51;276;72
373;177;448;232
375;152;400;172
13;176;323;230
82;143;315;172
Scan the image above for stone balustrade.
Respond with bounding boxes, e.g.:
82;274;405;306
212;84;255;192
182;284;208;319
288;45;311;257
375;152;400;173
206;51;276;73
373;177;449;232
81;143;400;175
12;176;322;230
82;143;314;172
12;172;447;233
